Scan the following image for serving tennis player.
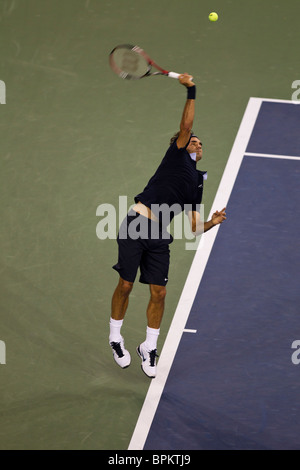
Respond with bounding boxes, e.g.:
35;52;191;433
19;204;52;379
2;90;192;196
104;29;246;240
109;73;226;378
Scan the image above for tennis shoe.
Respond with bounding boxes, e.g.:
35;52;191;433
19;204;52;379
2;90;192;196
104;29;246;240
136;342;158;378
110;336;131;369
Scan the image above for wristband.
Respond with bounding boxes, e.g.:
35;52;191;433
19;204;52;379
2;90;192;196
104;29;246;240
187;85;196;100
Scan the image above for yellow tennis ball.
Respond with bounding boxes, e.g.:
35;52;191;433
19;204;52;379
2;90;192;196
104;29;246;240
209;12;218;22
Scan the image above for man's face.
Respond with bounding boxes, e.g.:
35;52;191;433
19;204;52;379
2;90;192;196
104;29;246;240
186;137;203;162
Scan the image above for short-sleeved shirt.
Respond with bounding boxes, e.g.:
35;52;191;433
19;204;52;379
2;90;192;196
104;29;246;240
134;138;207;227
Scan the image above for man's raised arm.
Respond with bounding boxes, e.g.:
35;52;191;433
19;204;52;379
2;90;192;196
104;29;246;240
176;73;196;149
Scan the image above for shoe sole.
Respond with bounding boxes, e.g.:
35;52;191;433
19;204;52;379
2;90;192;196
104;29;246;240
136;346;156;379
112;356;130;369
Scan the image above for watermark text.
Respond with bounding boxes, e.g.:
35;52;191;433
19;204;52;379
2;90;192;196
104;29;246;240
0;340;6;364
96;196;204;250
291;80;300;101
291;340;300;365
0;80;6;104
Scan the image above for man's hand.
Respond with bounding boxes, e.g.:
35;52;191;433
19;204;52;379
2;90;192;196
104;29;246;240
188;208;226;235
179;73;195;88
211;207;227;226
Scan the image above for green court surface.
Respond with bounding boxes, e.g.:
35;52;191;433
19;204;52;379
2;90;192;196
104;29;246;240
0;0;299;450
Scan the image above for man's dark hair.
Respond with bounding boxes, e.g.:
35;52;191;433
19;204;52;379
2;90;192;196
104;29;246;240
169;130;194;146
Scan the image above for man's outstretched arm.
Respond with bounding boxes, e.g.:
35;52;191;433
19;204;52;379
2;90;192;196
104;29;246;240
176;73;196;149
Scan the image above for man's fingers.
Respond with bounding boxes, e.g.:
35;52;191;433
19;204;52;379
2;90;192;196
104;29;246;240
179;73;194;86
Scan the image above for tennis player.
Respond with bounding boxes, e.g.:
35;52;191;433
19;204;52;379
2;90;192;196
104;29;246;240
109;73;226;378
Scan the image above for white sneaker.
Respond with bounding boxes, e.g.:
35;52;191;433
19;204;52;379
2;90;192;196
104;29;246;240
136;342;158;378
110;336;131;369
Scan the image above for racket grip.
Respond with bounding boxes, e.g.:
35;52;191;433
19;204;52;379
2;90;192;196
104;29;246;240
167;71;180;79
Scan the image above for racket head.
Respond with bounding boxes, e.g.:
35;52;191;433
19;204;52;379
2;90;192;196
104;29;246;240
109;44;165;80
109;44;150;80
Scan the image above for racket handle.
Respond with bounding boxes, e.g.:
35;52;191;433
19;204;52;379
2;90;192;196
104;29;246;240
167;71;180;79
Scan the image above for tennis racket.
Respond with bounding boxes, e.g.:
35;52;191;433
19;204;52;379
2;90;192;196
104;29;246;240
109;44;181;80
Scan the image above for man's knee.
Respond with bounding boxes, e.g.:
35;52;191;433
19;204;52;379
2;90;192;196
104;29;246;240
150;285;167;302
118;277;134;297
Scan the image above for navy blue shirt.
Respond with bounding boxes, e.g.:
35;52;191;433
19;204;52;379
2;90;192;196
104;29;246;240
134;139;206;225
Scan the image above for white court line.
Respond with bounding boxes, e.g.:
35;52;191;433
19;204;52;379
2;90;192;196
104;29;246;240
245;152;300;161
251;96;300;105
128;97;295;450
183;329;197;333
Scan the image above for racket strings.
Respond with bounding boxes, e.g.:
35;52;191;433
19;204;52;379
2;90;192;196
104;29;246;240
111;48;149;79
109;44;172;80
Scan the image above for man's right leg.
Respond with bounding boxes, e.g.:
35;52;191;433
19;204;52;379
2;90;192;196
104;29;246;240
109;211;147;368
111;276;133;321
109;277;133;369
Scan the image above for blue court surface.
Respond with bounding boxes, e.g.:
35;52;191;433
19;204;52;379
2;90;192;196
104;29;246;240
129;98;300;450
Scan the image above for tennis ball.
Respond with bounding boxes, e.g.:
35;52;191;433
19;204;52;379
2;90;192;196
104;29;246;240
209;12;218;22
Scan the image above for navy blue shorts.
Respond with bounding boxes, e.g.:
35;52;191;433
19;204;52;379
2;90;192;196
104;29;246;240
112;210;173;286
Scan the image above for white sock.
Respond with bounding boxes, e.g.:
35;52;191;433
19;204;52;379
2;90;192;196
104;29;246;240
109;318;123;343
145;326;160;351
